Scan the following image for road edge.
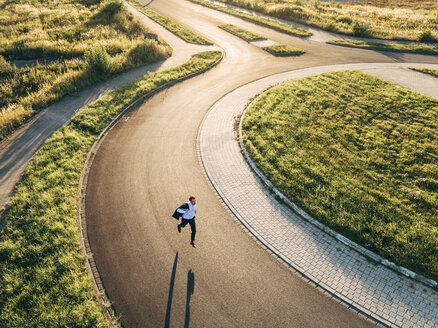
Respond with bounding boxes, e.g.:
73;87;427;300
76;52;223;328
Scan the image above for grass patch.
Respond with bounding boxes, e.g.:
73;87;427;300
0;50;222;327
219;24;265;41
410;67;438;78
127;0;212;45
205;0;438;41
189;0;311;37
0;0;172;143
328;40;438;55
242;70;438;280
262;44;304;56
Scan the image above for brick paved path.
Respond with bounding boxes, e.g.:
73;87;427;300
199;63;438;328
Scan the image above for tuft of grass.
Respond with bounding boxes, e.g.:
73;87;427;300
327;40;438;55
262;44;304;56
0;0;172;143
219;24;266;41
242;70;438;281
205;0;438;41
189;0;312;37
419;30;438;43
410;67;438;78
0;51;222;327
84;46;111;74
127;0;212;45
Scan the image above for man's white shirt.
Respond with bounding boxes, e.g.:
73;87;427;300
177;202;196;219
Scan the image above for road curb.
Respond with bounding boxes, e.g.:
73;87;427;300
261;46;305;57
326;41;438;56
218;24;267;43
76;52;223;328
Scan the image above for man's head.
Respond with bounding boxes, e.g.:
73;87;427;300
189;196;196;205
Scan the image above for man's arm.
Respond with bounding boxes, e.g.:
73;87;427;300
176;203;189;214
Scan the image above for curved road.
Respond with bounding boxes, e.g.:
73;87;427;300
85;0;438;327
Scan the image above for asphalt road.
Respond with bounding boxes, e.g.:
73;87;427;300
85;0;438;327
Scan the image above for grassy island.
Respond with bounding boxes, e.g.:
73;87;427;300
242;70;438;280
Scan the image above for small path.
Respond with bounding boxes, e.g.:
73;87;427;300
199;62;438;328
0;2;215;212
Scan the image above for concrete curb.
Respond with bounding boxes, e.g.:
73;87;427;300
76;52;223;328
261;46;305;57
326;41;438;56
237;88;437;290
218;24;267;42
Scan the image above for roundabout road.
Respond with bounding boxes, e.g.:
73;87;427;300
85;0;438;327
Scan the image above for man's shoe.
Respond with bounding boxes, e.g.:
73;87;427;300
177;225;181;233
190;241;197;248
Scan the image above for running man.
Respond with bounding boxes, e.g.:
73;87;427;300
177;196;197;248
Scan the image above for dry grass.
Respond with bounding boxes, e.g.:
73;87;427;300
219;24;266;41
262;44;305;56
211;0;438;41
0;0;171;142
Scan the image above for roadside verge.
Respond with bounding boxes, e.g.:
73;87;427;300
76;51;223;327
0;51;222;328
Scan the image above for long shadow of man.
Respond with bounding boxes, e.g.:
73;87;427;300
184;270;195;328
164;253;178;328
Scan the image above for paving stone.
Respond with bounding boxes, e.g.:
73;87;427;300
199;63;438;328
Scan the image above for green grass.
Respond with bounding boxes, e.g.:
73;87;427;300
219;24;265;41
127;0;212;45
262;44;304;56
0;50;222;327
189;0;311;37
204;0;438;41
328;40;438;55
0;0;172;143
242;70;438;281
410;67;438;78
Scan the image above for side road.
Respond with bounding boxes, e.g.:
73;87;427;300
195;0;438;45
0;3;215;213
199;63;438;328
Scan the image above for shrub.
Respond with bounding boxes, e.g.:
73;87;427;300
126;40;167;66
92;0;124;24
337;15;353;25
352;21;371;37
81;0;103;6
271;5;308;20
0;55;13;77
84;46;110;74
419;30;438;42
323;22;337;32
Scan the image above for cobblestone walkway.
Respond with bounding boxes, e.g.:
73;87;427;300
199;63;438;328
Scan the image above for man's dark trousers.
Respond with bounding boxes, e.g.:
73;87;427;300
179;217;196;242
